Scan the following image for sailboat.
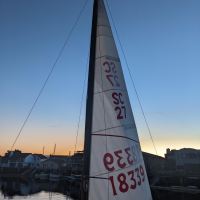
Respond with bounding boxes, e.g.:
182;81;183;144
82;0;152;200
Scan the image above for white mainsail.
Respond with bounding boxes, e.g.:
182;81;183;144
87;0;152;199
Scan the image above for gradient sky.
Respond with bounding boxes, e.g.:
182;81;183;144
0;0;200;157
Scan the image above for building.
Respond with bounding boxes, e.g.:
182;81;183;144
23;154;46;168
0;150;46;168
39;157;67;172
1;150;29;168
142;152;166;178
165;148;200;174
49;154;69;161
70;151;83;174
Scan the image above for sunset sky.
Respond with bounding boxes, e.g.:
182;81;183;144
0;0;200;157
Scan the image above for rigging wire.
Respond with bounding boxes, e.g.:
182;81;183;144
68;48;89;200
73;57;89;155
105;0;158;155
73;0;96;157
10;0;89;151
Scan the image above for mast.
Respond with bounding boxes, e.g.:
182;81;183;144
53;143;56;155
82;0;98;199
42;146;45;155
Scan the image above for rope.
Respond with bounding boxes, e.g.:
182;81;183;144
105;0;158;155
73;57;88;154
10;0;89;151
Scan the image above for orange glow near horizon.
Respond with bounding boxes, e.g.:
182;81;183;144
1;121;199;157
0;143;84;157
1;135;199;157
0;126;85;156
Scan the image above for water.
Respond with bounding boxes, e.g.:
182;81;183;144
1;178;200;200
0;178;79;200
0;191;69;200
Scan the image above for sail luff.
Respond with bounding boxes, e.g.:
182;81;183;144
82;0;98;200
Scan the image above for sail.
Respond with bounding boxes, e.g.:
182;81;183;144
87;0;152;199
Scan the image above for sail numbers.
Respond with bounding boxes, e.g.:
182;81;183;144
108;165;145;195
103;145;140;172
103;61;120;87
103;145;146;196
112;92;126;120
102;60;127;120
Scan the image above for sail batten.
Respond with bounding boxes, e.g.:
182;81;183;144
84;0;152;199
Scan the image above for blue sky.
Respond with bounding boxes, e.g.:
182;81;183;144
0;0;200;156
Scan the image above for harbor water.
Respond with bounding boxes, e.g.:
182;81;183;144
1;178;200;200
0;178;78;200
0;191;70;200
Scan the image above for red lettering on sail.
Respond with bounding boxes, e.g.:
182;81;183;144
125;147;133;165
109;176;117;195
103;145;140;171
103;146;146;196
114;150;126;168
103;61;120;87
103;153;115;172
128;170;136;190
108;165;146;196
135;167;141;185
112;92;127;120
140;165;145;182
118;173;129;193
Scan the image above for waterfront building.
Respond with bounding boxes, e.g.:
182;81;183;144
0;150;46;168
39;157;67;172
70;151;83;173
143;152;166;177
165;148;200;175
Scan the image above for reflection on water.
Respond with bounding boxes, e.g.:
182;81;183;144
0;178;79;200
0;191;68;200
1;178;200;200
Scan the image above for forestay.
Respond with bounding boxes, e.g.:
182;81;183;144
88;0;152;199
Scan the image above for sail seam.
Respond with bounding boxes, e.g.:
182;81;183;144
94;88;127;95
92;124;135;133
91;133;139;143
97;24;110;28
97;34;113;39
95;55;120;62
89;176;108;180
